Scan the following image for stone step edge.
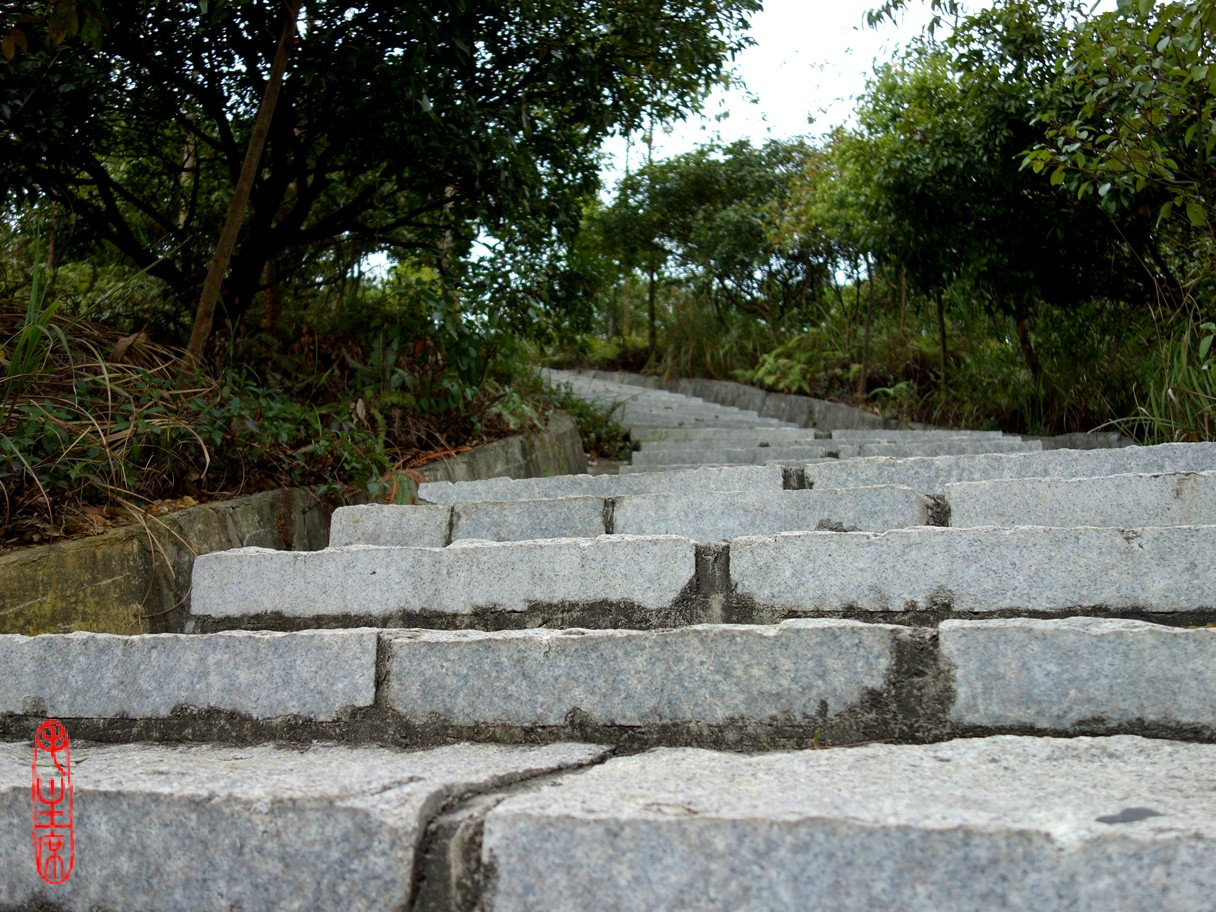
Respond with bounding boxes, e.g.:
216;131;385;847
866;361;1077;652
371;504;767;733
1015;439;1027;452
337;470;1215;546
9;735;1214;911
331;484;939;547
481;736;1216;912
188;527;1216;633
4;618;1214;750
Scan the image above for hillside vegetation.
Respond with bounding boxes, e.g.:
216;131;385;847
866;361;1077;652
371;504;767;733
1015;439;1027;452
1;0;1212;547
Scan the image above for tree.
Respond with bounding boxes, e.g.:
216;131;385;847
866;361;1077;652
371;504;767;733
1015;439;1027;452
823;0;1146;391
0;0;761;357
596;138;825;355
1026;0;1216;305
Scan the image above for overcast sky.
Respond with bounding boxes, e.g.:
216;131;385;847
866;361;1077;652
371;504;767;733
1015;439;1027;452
600;0;1116;183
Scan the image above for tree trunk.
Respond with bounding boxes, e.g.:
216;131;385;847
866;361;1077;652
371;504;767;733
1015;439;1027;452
859;257;876;397
934;287;948;388
1015;315;1043;382
646;253;657;359
899;267;907;336
185;0;300;364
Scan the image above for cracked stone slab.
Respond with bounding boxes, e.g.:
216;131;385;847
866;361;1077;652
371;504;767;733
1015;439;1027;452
946;471;1216;528
805;441;1216;494
0;740;606;912
418;464;785;504
728;526;1216;615
0;629;378;721
611;486;930;539
943;617;1216;731
384;619;900;727
191;536;696;620
482;736;1216;912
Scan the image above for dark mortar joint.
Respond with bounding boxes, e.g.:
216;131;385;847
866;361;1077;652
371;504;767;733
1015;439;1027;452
949;719;1216;744
926;495;951;527
781;466;809;490
189;592;719;635
602;497;617;535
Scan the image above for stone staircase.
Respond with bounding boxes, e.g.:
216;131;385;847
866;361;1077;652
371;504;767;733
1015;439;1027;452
4;369;1216;910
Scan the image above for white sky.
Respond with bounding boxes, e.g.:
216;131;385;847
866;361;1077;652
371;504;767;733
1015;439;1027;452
600;0;1116;182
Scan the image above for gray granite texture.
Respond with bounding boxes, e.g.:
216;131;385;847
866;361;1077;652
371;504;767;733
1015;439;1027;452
384;619;899;726
630;446;836;465
830;429;1007;440
329;503;450;548
482;736;1216;912
946;470;1216;528
1;740;607;912
610;486;930;538
0;629;377;720
805;441;1216;494
418;464;785;504
452;496;606;542
943;617;1216;730
729;526;1216;615
191;535;697;619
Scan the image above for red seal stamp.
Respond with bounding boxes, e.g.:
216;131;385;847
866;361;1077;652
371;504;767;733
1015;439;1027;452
31;719;74;885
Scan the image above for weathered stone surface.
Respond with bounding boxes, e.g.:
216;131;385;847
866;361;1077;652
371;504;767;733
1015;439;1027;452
0;629;377;720
853;438;1041;456
805;442;1216;494
191;536;697;620
946;471;1216;528
632;427;829;444
419;464;785;504
728;526;1216;615
611;486;930;539
482;736;1216;912
630;446;835;465
384;619;898;726
329;503;451;547
943;617;1216;730
0;740;606;912
453;496;605;542
830;429;1007;440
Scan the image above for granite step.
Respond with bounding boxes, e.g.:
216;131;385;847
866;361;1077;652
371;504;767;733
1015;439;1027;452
417;463;788;504
332;486;934;546
944;470;1216;528
3;739;607;912
805;441;1216;493
5;618;1212;749
481;736;1216;912
188;525;1216;631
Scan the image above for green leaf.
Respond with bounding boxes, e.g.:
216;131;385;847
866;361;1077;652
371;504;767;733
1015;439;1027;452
1185;201;1206;227
1050;167;1066;186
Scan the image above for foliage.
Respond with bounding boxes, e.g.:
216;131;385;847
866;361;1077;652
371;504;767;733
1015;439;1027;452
1026;0;1216;281
0;226;554;548
0;0;761;357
